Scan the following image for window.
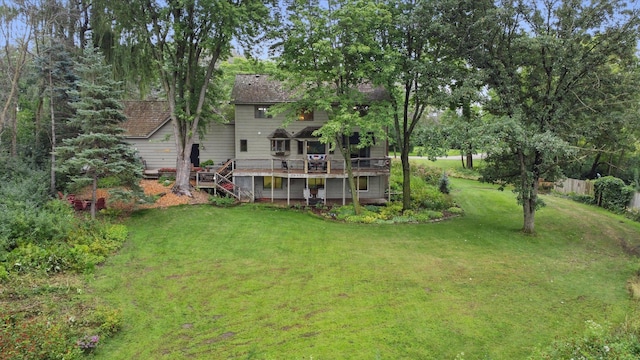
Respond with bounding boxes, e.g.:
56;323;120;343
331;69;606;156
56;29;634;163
308;178;325;188
263;176;283;189
255;105;272;118
297;109;313;121
240;139;248;152
271;139;290;154
354;176;368;191
306;141;325;154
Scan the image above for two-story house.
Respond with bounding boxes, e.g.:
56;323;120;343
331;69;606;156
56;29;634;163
122;74;391;205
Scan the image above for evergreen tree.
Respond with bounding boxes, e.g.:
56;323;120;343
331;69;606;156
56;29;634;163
57;43;141;219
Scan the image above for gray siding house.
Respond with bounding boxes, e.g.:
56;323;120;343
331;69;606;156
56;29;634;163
122;100;235;170
122;75;391;205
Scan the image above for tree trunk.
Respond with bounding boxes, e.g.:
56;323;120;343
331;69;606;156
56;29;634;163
465;152;473;169
173;151;193;197
90;174;97;220
521;172;538;234
10;106;17;157
345;159;361;215
519;149;539;234
338;135;361;214
585;152;602;179
2;37;29;158
522;196;536;234
49;71;56;195
401;147;411;212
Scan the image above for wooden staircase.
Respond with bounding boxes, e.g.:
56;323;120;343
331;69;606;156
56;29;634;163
211;160;253;202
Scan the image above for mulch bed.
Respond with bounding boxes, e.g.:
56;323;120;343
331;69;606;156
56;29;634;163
75;180;210;211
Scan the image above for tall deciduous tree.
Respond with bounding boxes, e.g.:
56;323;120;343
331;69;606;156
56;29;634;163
108;0;277;196
462;0;640;233
277;0;391;214
0;1;32;157
379;0;467;212
57;43;141;219
567;60;640;180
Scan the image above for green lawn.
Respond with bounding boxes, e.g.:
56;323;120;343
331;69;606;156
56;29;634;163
88;178;640;359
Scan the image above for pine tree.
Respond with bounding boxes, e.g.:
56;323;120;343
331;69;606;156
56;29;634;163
57;42;141;219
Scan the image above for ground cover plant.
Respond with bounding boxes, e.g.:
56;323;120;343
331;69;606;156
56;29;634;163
0;159;130;358
329;161;460;224
86;177;640;359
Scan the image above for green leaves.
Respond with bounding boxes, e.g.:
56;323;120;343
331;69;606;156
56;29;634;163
57;43;141;214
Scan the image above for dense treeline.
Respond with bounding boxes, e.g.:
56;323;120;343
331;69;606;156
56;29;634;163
1;0;639;232
0;1;639;356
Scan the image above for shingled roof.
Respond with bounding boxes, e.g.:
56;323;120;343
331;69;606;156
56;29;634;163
121;101;171;138
231;74;389;104
231;74;291;104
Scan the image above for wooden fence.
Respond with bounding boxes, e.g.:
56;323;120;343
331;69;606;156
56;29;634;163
631;192;640;210
553;178;594;196
553;178;640;210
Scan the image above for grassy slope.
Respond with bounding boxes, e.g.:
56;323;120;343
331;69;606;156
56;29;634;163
88;178;640;359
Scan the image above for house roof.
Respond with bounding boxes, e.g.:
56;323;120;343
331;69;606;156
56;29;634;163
231;74;389;104
293;126;322;139
267;128;292;139
121;101;171;138
231;74;291;104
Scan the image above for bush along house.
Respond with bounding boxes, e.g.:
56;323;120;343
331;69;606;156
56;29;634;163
122;74;391;205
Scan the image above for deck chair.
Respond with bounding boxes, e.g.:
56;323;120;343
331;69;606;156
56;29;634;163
317;188;326;200
303;188;310;200
96;197;106;211
281;160;288;170
73;199;87;211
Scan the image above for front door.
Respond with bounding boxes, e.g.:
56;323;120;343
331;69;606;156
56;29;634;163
190;144;200;167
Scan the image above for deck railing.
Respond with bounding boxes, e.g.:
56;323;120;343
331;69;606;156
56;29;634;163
233;157;390;174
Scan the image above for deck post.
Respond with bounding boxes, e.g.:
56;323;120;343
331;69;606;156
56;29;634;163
287;177;291;206
270;175;274;203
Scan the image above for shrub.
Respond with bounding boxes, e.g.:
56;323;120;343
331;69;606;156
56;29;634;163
410;163;442;186
106;224;129;244
2;220;129;276
77;335;100;353
0;264;8;281
626;209;640;223
594;176;634;212
569;193;596;205
447;206;465;215
414;210;443;221
332;205;357;220
200;159;214;167
90;307;123;337
439;172;451;194
378;202;404;220
411;185;454;211
0;315;81;360
209;195;236;207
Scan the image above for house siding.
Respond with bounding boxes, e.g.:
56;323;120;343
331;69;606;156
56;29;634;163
232;100;389;201
198;123;236;164
234;105;330;159
233;104;387;160
127;121;235;169
128;124;176;169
